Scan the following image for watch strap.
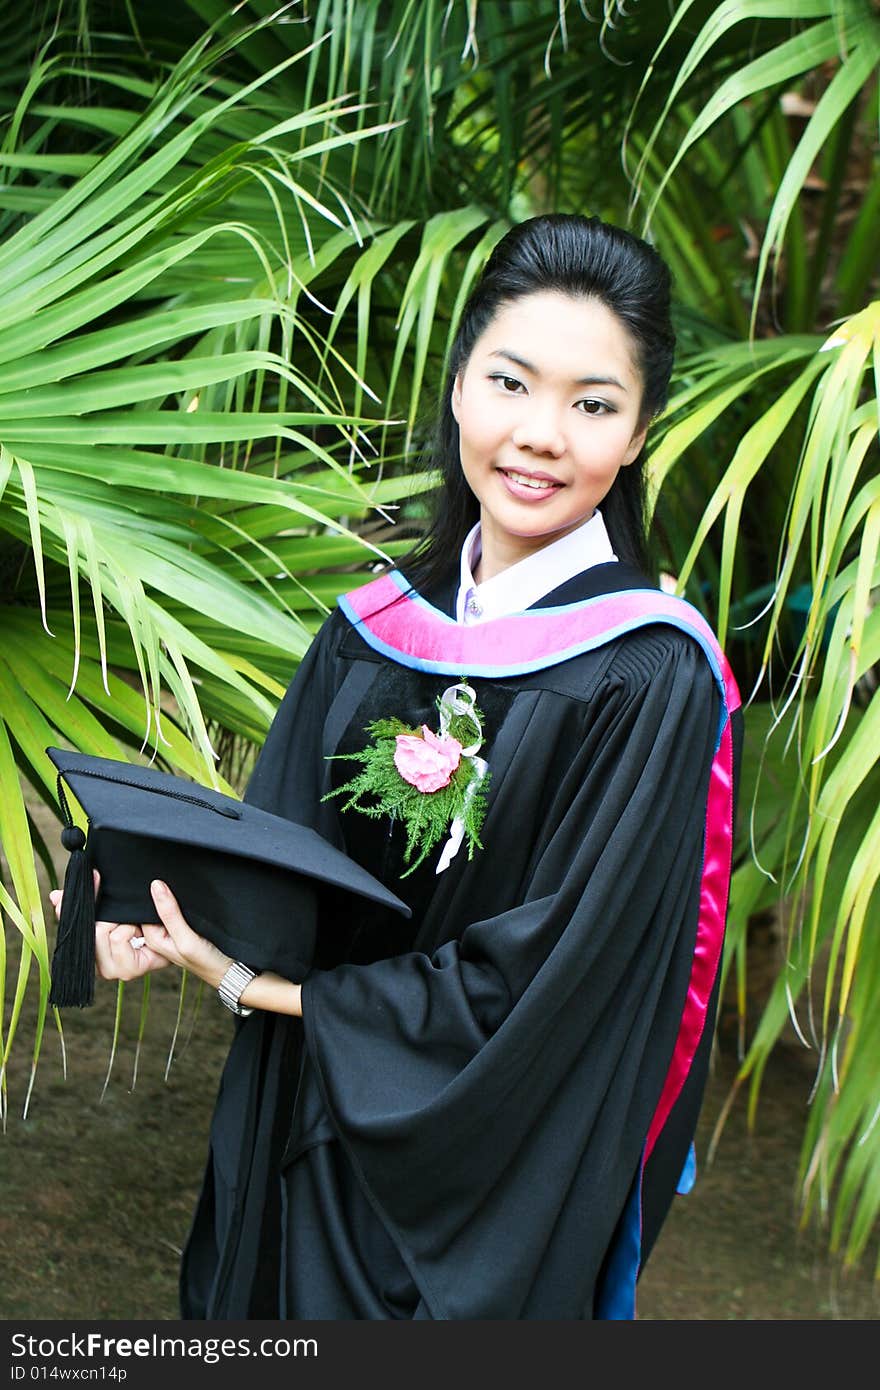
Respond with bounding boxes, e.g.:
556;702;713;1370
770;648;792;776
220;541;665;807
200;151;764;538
217;960;260;1016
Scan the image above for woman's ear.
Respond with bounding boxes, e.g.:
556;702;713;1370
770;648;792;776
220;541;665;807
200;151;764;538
622;423;648;467
451;373;463;423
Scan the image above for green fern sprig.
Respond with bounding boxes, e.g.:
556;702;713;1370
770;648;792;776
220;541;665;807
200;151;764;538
323;704;490;876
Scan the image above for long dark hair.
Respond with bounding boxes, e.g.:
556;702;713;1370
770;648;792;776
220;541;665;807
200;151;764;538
401;213;675;589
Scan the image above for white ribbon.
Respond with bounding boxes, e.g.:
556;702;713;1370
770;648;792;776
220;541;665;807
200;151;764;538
435;754;488;874
435;683;487;875
436;682;483;753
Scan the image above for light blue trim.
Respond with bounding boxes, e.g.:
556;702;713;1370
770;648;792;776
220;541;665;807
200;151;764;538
595;1160;642;1320
593;1139;698;1318
676;1141;697;1195
384;568;458;621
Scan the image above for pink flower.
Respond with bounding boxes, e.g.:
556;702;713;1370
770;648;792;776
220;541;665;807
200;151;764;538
394;726;463;793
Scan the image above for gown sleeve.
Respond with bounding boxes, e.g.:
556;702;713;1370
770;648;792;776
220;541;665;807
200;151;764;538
298;630;723;1319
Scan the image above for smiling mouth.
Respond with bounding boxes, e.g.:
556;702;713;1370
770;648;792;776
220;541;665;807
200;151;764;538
499;469;562;493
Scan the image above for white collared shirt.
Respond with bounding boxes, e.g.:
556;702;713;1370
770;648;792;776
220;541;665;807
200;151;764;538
455;510;617;625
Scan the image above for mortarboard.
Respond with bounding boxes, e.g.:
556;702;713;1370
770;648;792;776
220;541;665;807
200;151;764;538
46;745;410;1008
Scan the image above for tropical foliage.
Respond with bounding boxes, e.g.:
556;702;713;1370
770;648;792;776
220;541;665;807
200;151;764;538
0;0;877;1270
0;4;436;1110
629;0;880;1273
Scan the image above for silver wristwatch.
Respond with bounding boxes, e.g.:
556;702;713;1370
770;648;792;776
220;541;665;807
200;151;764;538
217;961;260;1017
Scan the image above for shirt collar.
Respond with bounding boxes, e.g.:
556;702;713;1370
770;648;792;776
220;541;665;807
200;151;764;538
455;510;617;624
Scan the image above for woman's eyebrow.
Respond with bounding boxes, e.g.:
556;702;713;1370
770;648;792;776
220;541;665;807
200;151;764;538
488;349;628;391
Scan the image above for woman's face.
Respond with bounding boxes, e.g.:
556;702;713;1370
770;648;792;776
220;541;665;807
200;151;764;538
451;290;647;576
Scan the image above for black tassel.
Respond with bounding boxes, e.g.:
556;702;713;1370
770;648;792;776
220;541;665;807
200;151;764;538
49;783;96;1009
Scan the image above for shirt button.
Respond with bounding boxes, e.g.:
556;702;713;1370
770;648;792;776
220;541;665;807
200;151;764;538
466;597;483;618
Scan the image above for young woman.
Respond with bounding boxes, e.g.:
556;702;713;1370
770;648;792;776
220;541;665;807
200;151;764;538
51;214;742;1320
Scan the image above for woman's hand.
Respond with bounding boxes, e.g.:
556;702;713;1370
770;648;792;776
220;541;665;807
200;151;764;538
147;880;304;1016
143;886;305;1015
139;880;232;989
48;874;302;1015
48;873;232;987
48;871;171;983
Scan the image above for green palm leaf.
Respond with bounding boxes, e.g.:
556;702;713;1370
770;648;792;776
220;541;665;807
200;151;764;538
0;10;425;1084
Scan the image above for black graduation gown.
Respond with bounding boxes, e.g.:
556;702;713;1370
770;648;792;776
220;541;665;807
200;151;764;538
179;561;741;1321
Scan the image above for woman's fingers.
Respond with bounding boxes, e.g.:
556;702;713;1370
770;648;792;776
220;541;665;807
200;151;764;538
138;919;186;970
94;918;170;980
49;875;226;984
147;881;230;987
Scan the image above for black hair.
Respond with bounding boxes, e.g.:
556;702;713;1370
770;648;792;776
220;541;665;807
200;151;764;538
401;213;675;589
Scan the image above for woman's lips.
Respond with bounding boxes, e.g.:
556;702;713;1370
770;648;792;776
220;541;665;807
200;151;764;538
498;467;563;502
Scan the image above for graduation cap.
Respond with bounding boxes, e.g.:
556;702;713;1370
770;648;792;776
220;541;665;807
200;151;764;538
46;746;410;1008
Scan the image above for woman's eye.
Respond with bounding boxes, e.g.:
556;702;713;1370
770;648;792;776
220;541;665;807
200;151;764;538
577;398;611;415
491;374;525;393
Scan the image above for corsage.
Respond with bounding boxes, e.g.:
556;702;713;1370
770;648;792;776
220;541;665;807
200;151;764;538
324;682;489;876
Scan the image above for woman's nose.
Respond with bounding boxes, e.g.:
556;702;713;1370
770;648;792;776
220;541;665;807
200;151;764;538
511;403;565;456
